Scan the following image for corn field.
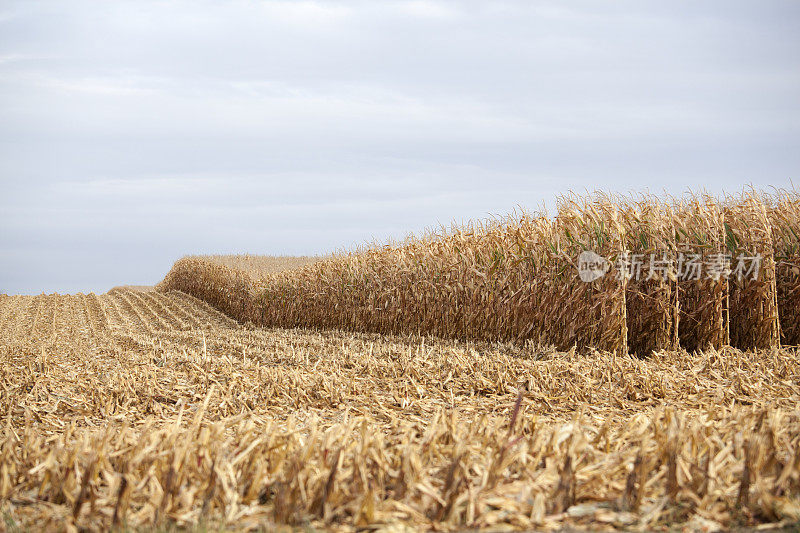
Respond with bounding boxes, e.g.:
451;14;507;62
162;188;799;354
2;188;799;531
198;255;323;281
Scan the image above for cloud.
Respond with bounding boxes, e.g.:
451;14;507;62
257;0;352;27
0;0;798;293
393;1;460;19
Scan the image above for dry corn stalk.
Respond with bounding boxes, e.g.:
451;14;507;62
551;193;627;353
158;189;797;353
768;188;800;345
615;192;678;355
672;193;728;352
724;191;780;350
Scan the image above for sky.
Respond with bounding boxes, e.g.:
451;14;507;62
1;1;799;294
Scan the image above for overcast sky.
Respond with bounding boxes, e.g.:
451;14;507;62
1;1;798;294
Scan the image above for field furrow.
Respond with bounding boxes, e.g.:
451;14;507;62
2;289;799;532
142;290;191;330
7;297;31;340
81;293;108;335
48;293;60;342
26;294;44;340
98;290;126;330
11;296;38;343
169;289;240;329
126;288;179;331
0;295;9;325
106;288;155;336
0;295;17;334
118;287;167;333
152;290;204;329
51;293;86;344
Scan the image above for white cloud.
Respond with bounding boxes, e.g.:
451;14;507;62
0;0;798;292
393;1;459;19
31;74;158;96
0;53;51;65
257;0;352;26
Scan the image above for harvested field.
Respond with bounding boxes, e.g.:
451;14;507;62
3;189;800;531
1;290;800;531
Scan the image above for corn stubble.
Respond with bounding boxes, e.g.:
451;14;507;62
1;291;799;531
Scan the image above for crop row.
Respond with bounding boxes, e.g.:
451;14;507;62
160;189;799;354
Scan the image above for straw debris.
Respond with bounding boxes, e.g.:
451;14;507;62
3;187;800;530
1;290;799;530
